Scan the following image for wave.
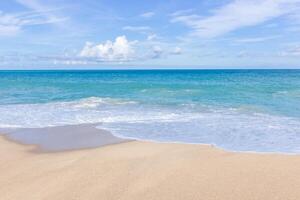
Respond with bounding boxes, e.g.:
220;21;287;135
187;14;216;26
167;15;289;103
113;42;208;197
0;97;138;128
0;97;300;153
72;97;137;108
273;90;300;98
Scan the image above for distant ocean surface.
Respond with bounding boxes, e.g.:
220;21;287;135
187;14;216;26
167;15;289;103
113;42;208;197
0;70;300;153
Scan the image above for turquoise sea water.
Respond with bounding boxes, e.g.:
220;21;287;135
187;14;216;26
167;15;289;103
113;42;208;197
0;70;300;153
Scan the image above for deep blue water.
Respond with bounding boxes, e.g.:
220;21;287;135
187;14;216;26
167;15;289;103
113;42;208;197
1;70;300;153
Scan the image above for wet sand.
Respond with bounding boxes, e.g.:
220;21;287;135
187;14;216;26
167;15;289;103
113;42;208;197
1;128;300;200
0;124;131;152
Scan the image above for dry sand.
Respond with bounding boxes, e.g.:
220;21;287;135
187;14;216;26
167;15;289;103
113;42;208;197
1;136;300;200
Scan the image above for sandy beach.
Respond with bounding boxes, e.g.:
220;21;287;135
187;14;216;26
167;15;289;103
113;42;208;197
1;132;300;200
1;0;300;197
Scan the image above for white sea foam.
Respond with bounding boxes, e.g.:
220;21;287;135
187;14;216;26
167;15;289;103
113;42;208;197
1;97;300;153
0;97;179;128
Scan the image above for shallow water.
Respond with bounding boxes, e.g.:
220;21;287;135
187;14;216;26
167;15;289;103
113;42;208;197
0;70;300;153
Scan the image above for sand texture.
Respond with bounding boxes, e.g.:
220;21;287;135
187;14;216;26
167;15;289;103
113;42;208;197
1;136;300;200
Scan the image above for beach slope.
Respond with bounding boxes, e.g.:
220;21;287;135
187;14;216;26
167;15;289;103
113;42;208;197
1;137;300;200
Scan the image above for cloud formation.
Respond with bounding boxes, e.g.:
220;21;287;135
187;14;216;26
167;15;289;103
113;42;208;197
171;0;300;38
171;47;182;55
79;36;137;61
235;36;280;43
0;0;67;36
16;0;66;24
147;33;158;41
0;12;21;36
140;12;155;18
123;26;151;32
0;9;66;36
280;46;300;57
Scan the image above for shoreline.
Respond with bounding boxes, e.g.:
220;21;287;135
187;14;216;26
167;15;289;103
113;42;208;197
0;124;132;153
1;123;299;155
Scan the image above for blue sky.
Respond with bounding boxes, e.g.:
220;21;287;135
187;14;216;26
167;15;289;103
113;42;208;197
0;0;300;69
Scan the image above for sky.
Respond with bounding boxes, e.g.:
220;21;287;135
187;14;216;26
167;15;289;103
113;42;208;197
0;0;300;69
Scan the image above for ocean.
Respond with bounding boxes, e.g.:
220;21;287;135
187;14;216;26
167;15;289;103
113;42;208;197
0;69;300;153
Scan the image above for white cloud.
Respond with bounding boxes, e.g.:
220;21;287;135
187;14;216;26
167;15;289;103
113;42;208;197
54;59;89;66
145;45;164;59
0;9;66;36
15;0;67;24
0;12;22;36
280;46;300;56
147;45;182;58
153;46;162;52
79;36;137;61
0;0;67;36
170;9;195;17
235;35;280;43
16;0;46;10
0;24;20;36
171;47;182;55
140;12;155;18
123;26;151;32
171;0;300;38
147;33;158;41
